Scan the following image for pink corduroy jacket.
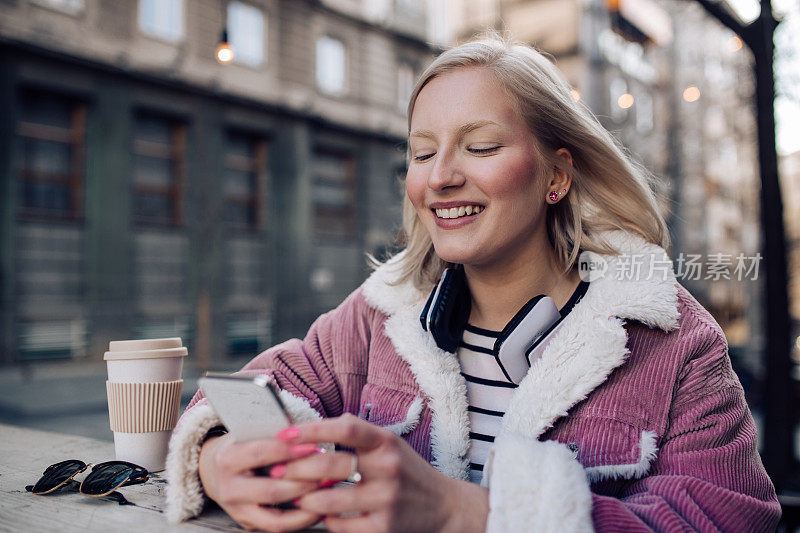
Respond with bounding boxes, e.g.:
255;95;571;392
165;231;780;532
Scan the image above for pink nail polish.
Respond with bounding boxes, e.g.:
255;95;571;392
269;464;286;479
289;443;318;457
320;478;338;488
276;427;300;442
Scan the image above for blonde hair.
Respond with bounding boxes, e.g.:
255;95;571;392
390;33;668;291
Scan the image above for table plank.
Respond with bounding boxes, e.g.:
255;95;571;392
0;423;245;531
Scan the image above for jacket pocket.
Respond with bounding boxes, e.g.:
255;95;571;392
359;383;424;436
550;415;658;484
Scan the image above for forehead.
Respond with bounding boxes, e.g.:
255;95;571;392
410;67;522;130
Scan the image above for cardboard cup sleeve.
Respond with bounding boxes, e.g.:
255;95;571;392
106;380;183;433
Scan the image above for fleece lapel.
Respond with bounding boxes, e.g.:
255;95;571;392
363;255;471;480
363;232;680;478
502;231;679;438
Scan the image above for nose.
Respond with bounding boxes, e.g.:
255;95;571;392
427;150;465;192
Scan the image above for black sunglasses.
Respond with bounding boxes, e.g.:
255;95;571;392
27;460;148;497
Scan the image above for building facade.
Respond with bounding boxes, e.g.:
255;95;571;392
0;0;439;366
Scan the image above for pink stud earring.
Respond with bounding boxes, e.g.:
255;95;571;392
548;191;559;202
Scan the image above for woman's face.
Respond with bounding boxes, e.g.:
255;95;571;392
406;67;550;269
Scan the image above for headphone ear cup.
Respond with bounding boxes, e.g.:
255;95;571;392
425;267;471;353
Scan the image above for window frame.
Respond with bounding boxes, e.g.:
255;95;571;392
228;1;266;67
138;0;185;43
315;35;348;96
223;131;268;232
16;92;86;222
311;147;358;240
131;114;186;227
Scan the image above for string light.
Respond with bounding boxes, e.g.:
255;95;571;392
216;29;234;64
617;93;634;109
683;86;701;102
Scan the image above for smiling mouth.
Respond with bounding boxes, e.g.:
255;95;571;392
433;205;484;219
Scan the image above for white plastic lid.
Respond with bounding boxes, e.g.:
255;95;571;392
104;338;187;361
109;338;182;352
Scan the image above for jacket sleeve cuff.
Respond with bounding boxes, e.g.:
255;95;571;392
483;434;593;533
165;400;222;523
164;390;323;523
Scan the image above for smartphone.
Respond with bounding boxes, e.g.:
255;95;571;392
198;372;292;443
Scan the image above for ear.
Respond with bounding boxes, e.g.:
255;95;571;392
546;148;573;202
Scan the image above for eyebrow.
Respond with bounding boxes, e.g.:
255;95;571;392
409;120;499;141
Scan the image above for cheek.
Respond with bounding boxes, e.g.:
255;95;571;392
405;168;426;209
482;156;542;199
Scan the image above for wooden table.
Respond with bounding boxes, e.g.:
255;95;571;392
0;423;322;532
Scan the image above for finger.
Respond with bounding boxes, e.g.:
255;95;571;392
295;484;385;516
323;515;379;533
281;451;356;482
216;439;295;473
279;414;386;450
233;504;321;532
225;477;320;506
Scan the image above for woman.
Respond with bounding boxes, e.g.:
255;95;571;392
166;35;780;532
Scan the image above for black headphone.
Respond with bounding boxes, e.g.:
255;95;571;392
420;265;573;384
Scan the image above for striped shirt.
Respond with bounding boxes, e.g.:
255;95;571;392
458;281;589;483
458;324;512;483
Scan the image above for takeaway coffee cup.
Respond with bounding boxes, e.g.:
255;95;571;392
104;337;188;472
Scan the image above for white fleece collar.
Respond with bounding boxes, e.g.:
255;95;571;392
362;231;679;479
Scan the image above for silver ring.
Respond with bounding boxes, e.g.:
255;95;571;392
345;454;362;484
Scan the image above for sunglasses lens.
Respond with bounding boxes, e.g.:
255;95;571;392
80;463;136;496
31;460;87;494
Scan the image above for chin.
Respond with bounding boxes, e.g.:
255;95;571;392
431;244;478;266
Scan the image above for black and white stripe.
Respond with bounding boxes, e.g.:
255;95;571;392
457;281;590;484
458;325;516;483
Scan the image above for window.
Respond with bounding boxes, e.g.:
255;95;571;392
316;36;346;96
224;131;266;230
132;114;185;226
228;2;265;66
312;149;357;238
16;91;86;220
397;64;415;112
139;0;184;42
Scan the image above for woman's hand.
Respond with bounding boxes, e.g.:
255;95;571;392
198;432;323;532
276;414;489;533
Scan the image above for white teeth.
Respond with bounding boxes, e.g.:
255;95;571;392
434;205;483;219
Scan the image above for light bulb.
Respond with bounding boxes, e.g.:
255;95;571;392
683;86;701;102
617;93;634;109
216;42;234;63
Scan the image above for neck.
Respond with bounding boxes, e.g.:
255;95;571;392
464;239;581;332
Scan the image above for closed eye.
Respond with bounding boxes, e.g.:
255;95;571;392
468;146;500;155
413;153;435;162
